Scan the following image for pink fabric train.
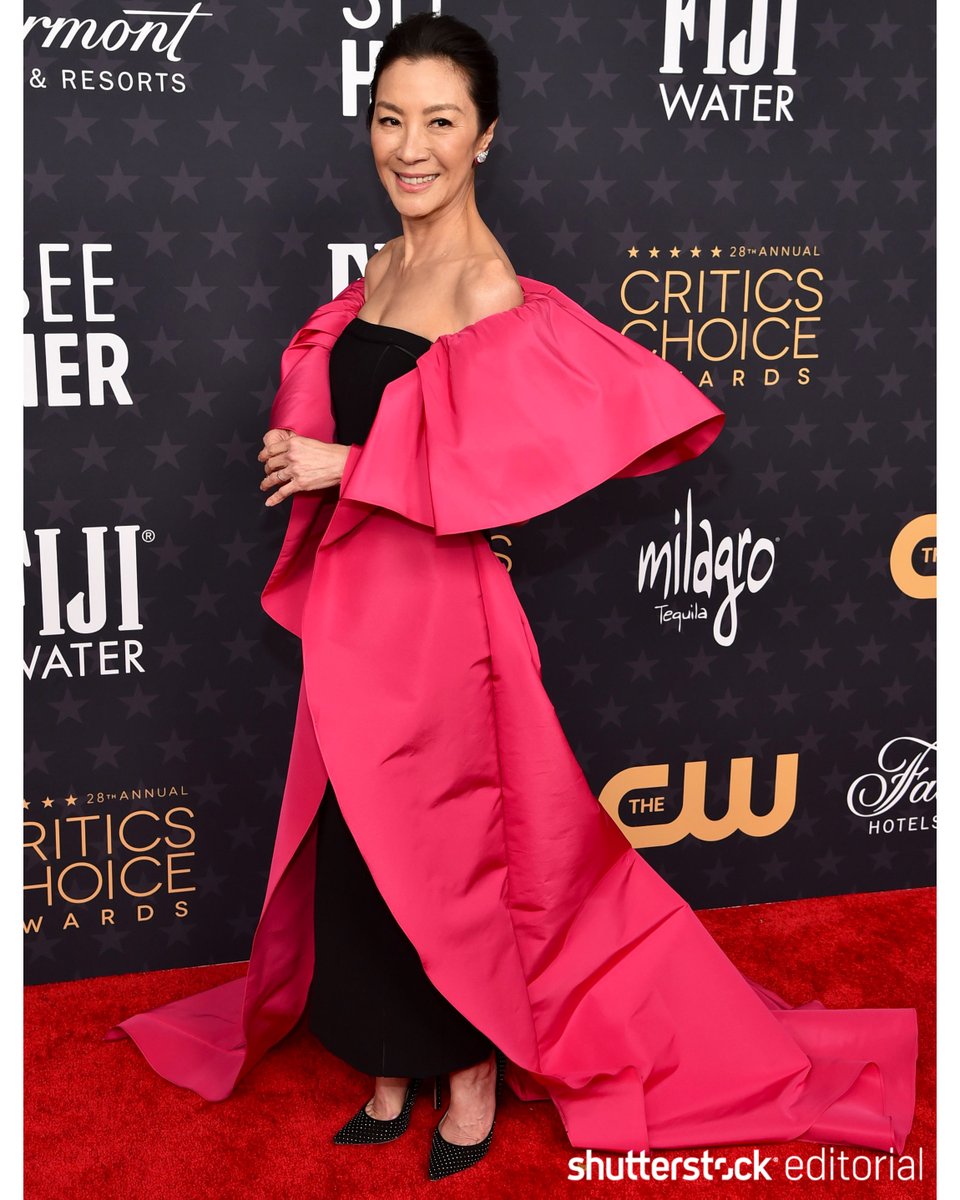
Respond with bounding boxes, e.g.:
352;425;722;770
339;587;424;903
104;275;917;1155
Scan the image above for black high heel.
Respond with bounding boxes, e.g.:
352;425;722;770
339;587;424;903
332;1076;422;1144
427;1049;506;1181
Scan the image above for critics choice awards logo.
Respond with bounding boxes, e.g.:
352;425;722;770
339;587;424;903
24;791;196;935
621;255;823;391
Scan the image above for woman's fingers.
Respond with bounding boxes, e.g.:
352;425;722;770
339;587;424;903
260;466;292;492
259;430;299;501
259;433;338;503
258;428;293;461
264;478;299;507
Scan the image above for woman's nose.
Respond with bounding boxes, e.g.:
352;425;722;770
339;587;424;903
396;129;430;162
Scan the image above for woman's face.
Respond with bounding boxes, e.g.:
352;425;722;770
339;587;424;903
370;55;494;217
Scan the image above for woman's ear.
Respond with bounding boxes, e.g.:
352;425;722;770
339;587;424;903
478;117;498;154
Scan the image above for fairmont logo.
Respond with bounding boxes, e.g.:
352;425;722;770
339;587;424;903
637;489;777;646
847;737;937;836
23;5;211;62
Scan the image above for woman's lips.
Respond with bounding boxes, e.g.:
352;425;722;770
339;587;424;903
394;171;439;192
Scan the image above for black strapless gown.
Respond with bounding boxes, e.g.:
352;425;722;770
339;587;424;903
307;315;495;1077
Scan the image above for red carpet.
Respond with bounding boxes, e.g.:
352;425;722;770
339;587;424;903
24;887;935;1199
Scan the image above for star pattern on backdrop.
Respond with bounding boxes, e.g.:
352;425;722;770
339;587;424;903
23;3;935;984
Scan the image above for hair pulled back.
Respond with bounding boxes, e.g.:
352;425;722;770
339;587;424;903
365;11;500;139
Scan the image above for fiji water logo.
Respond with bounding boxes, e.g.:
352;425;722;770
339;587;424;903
659;0;799;123
637;488;776;646
23;525;146;679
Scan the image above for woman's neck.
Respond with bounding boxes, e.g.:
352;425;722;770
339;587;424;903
395;198;491;272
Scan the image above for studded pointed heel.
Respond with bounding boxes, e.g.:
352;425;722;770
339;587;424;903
332;1076;422;1144
427;1049;506;1181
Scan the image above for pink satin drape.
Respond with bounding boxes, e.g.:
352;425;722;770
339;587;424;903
105;277;917;1154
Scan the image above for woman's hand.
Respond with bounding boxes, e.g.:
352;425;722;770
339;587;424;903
258;429;351;507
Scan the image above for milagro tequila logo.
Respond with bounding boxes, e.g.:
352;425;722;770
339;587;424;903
23;524;146;680
638;489;776;645
659;0;799;123
847;737;937;835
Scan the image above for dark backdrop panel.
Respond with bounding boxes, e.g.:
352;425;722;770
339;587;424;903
24;2;935;984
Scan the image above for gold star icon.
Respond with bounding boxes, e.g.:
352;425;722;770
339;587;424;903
42;796;54;808
690;246;702;258
649;246;660;259
65;794;78;806
669;246;681;259
710;245;722;258
23;799;29;810
628;246;639;258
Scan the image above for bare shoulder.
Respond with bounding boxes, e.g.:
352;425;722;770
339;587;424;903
363;237;399;290
458;259;524;325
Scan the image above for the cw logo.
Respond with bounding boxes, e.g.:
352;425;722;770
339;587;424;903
890;513;935;599
599;754;798;847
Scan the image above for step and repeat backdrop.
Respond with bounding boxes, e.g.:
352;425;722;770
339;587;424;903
24;2;936;985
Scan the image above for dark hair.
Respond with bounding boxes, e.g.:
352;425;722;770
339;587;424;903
365;11;500;139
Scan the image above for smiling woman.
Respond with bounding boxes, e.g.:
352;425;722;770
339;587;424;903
256;15;526;1174
357;52;519;343
105;8;917;1188
371;73;486;207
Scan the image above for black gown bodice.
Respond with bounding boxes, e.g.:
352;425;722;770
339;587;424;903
307;315;494;1077
329;315;433;444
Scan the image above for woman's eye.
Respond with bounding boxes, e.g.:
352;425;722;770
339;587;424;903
377;117;451;128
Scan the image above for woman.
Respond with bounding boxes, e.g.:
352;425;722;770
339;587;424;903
106;11;918;1184
258;21;518;1171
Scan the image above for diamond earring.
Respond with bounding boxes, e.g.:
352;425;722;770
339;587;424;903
475;149;489;163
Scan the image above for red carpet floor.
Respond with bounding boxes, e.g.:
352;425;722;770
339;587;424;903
24;887;935;1199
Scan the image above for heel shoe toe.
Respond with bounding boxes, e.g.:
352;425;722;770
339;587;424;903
332;1076;422;1145
427;1049;506;1180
